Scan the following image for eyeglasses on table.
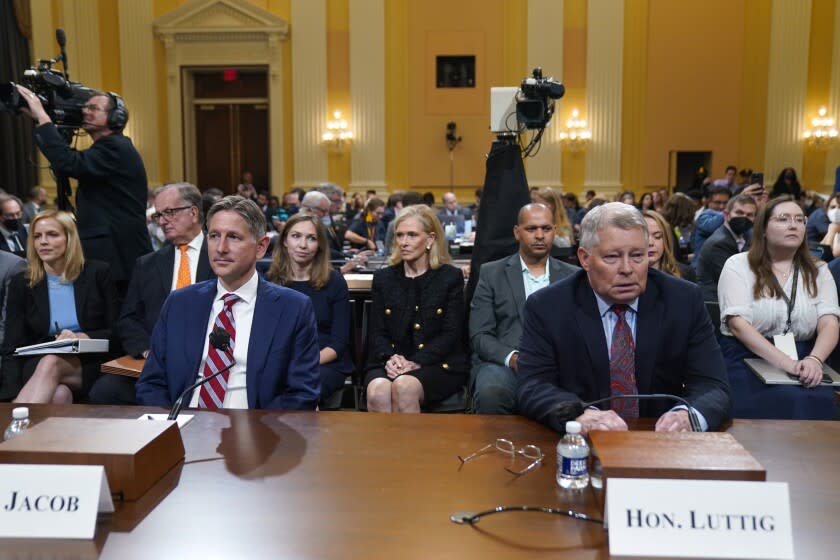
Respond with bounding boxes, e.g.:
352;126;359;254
457;438;543;476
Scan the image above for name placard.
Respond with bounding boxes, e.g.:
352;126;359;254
606;478;793;559
0;464;114;539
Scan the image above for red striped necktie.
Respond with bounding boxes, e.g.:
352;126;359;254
197;293;239;409
609;304;639;418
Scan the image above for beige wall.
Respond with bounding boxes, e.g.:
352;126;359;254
21;0;840;198
643;0;747;187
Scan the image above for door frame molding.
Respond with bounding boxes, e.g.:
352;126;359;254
187;68;270;190
154;0;288;193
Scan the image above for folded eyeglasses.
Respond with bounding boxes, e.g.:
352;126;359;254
457;438;543;476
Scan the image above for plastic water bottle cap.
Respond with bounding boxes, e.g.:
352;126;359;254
565;420;581;434
12;407;29;420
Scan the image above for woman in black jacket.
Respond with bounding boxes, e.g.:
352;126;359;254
0;211;118;403
365;205;467;413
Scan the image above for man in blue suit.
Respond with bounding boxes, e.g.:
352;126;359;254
136;196;320;410
517;203;731;434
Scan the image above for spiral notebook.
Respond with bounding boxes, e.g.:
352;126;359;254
744;358;840;386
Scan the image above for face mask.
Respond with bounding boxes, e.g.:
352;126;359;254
728;216;753;236
828;208;840;224
2;218;20;231
321;215;332;226
804;199;814;209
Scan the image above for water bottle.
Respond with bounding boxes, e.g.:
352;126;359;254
556;420;590;489
3;407;31;441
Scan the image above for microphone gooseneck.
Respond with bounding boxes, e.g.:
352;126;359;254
167;328;234;420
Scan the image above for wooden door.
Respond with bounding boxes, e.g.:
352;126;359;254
192;68;269;194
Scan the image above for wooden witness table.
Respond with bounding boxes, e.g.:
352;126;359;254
0;405;837;560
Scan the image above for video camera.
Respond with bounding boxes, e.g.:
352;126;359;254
0;29;94;134
489;67;565;133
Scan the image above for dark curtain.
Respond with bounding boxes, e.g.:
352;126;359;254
465;138;531;305
0;0;36;198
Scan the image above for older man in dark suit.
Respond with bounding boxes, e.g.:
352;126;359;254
469;203;577;414
517;202;731;434
89;183;215;404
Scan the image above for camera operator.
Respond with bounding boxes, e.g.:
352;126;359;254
15;84;151;297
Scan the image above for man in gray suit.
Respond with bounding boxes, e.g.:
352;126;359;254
469;203;578;414
0;252;26;371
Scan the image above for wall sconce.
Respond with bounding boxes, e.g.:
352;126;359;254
802;106;838;149
322;110;354;152
558;108;592;151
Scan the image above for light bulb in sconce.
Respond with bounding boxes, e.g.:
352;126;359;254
322;110;354;151
802;106;839;149
558;108;592;151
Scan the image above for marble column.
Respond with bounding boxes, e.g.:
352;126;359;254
291;0;329;188
764;0;811;181
584;0;624;194
349;0;387;192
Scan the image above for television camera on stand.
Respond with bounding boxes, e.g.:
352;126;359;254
466;67;565;302
0;29;98;212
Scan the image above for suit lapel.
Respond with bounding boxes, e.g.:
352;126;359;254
155;244;175;296
32;278;51;336
73;266;90;328
182;282;217;392
634;272;662;393
574;277;611;398
246;278;274;408
504;254;527;318
196;238;214;281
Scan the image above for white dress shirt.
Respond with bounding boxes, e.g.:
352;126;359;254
188;270;259;409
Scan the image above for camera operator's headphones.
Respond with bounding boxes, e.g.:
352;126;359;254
106;92;129;131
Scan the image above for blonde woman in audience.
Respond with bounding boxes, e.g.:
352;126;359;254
718;196;839;419
0;211;118;403
643;210;688;279
365;205;467;413
530;187;573;247
266;213;353;406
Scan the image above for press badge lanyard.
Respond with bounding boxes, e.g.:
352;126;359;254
774;265;799;335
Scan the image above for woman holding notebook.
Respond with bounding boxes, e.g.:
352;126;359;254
717;196;839;419
0;210;118;404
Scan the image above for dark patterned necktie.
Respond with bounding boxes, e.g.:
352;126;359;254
609;304;639;418
197;293;239;409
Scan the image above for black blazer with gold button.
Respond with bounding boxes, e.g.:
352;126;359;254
366;263;467;373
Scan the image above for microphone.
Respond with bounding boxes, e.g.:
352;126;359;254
552;393;702;432
55;28;69;78
167;328;234;420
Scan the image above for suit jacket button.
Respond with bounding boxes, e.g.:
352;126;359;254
385;308;392;315
417;343;424;349
414;323;421;330
436;308;443;316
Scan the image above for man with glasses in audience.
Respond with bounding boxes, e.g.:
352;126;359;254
517;203;731;435
16;85;152;296
89;183;216;405
469;203;577;414
696;194;757;301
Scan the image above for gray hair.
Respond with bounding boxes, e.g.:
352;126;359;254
154;182;203;221
206;196;266;240
579;202;648;251
315;182;343;198
301;191;330;211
